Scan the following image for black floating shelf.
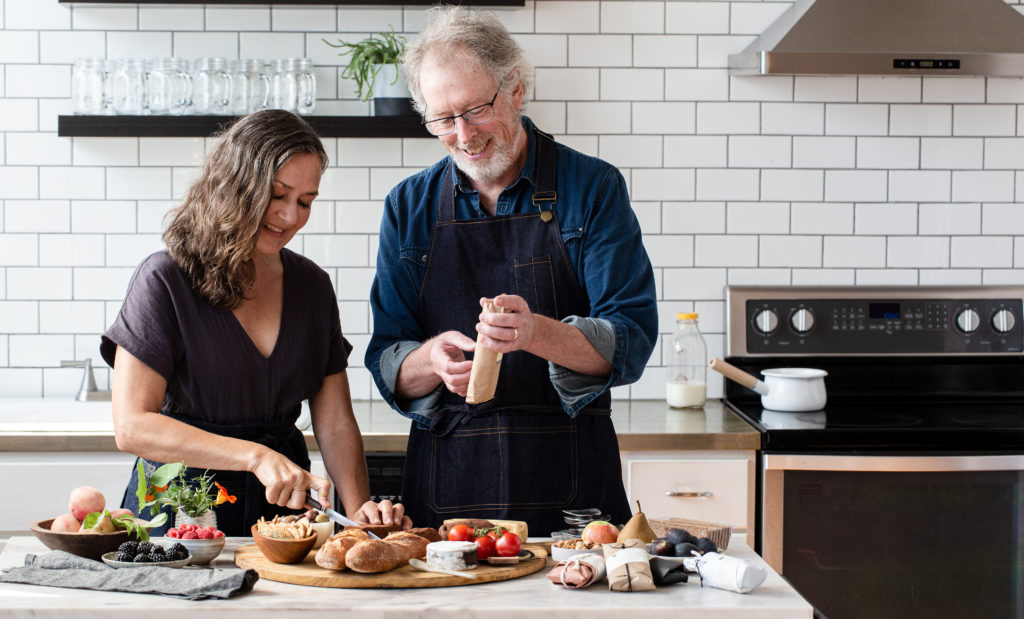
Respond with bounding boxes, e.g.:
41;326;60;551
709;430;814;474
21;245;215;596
58;115;429;138
60;1;525;5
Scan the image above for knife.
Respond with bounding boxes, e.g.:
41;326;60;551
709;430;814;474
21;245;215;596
304;492;381;539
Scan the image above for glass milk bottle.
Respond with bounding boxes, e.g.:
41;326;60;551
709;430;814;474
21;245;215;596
667;312;707;408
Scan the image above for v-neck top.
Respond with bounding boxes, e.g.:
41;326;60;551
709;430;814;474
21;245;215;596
101;249;352;425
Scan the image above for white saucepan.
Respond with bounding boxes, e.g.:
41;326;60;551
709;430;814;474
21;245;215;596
709;357;827;412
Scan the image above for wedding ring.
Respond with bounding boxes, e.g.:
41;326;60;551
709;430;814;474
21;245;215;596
513;328;519;341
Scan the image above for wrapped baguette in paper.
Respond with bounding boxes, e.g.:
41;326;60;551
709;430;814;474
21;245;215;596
465;300;509;404
546;553;606;589
603;539;655;592
694;552;767;594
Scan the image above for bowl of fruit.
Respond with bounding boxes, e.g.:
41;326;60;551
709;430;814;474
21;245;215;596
102;540;191;567
162;523;226;564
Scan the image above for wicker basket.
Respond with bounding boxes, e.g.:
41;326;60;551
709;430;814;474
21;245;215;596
648;517;732;551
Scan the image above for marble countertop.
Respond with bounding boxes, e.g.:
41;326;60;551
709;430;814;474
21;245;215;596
0;399;760;453
0;534;811;618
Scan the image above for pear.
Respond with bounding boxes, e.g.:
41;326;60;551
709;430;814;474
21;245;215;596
616;500;657;543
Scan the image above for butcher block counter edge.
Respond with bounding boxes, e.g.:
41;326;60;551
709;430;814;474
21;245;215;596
0;399;759;453
0;533;812;618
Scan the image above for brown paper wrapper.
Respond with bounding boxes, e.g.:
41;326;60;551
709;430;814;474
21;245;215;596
465;300;508;404
546;554;606;589
603;540;655;592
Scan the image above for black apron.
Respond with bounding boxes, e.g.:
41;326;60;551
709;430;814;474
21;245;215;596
401;127;631;536
120;412;309;537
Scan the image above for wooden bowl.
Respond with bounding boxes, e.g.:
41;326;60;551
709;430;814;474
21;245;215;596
30;518;131;561
251;524;316;564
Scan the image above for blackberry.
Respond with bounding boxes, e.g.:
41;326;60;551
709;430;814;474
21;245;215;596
167;548;188;561
117;541;138;555
168;542;187;555
133;554;151;563
136;541;155;554
114;550;135;563
148;552;166;563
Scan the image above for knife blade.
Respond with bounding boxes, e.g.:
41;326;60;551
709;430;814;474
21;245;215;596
304;492;381;539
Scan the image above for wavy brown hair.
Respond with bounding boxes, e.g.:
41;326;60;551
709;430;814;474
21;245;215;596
163;110;328;310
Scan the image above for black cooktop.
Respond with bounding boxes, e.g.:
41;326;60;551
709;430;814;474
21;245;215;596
722;356;1024;453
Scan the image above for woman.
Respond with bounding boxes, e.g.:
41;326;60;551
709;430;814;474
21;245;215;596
101;110;408;536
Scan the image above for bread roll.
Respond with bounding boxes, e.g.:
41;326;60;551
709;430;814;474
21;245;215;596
384;531;430;559
407;527;443;543
344;539;413;573
314;529;370;570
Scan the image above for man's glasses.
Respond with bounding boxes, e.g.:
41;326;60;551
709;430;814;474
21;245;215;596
422;84;502;136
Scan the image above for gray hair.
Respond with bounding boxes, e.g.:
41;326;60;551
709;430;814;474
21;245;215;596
401;6;535;117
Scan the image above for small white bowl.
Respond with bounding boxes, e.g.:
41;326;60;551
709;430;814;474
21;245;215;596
161;536;225;565
551;544;603;562
311;520;335;549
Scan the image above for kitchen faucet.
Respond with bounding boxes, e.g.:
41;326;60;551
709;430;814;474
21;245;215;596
60;358;112;402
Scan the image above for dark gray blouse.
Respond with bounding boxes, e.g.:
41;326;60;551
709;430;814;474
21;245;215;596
101;249;352;425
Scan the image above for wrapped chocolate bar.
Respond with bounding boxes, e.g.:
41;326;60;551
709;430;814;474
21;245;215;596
603;539;655;592
546;553;606;589
466;300;509;404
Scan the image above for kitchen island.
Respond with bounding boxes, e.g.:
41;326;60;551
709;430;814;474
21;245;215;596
0;534;811;618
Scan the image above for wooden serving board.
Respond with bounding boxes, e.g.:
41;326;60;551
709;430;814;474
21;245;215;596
234;542;548;589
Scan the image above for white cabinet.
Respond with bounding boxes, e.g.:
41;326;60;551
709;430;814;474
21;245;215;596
0;452;136;533
621;450;755;547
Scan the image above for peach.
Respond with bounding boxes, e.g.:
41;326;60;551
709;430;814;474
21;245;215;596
68;486;105;522
581;520;620;544
109;508;133;519
51;513;82;533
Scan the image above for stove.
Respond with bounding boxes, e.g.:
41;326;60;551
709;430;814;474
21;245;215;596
720;286;1024;619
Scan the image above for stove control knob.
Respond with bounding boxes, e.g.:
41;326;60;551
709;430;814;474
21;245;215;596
992;309;1016;333
790;308;815;333
753;309;779;334
956;309;980;333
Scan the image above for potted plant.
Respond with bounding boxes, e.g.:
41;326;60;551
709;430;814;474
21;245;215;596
324;28;415;116
137;461;236;529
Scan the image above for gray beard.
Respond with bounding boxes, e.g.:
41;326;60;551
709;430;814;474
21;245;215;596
450;137;517;184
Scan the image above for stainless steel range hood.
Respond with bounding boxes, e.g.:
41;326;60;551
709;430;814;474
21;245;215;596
729;0;1024;76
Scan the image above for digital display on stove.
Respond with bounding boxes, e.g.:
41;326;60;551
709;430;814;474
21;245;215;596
869;302;900;320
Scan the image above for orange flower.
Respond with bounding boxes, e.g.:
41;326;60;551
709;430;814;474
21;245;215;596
214;482;237;505
145;483;168;502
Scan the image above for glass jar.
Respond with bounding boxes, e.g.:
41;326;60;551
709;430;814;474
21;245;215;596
667;312;707;408
229;58;269;115
269;58;316;114
72;58;107;115
191;57;232;115
146;57;192;115
111;58;148;115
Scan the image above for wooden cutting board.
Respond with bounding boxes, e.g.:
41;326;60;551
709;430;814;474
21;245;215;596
234;542;548;589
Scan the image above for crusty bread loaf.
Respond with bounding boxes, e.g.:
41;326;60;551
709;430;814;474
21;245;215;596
407;527;443;543
314;529;370;570
384;531;430;559
342;523;402;538
344;539;413;573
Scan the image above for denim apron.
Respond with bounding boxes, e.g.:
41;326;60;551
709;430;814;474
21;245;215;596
402;127;631;536
120;412;309;537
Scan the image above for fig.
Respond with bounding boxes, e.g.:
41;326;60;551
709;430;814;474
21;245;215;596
675;541;700;557
665;527;697;546
696;537;718;554
651;540;675;556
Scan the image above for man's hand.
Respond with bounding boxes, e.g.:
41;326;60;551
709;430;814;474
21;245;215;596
427;331;476;396
476;294;533;353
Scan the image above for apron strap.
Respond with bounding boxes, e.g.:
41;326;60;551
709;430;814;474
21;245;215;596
437;163;456;222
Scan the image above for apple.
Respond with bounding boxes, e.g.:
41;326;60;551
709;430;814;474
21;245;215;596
581;520;619;544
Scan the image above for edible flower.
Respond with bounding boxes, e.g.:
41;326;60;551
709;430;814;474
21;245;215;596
214;482;237;505
144;483;169;502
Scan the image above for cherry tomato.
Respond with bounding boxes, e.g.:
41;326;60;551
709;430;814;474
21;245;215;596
495;531;522;557
448;524;473;542
473;534;496;560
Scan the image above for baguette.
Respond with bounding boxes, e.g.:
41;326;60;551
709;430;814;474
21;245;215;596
315;529;370;570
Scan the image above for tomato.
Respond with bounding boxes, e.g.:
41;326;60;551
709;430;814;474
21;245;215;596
473;534;496;560
495;531;522;557
448;524;473;542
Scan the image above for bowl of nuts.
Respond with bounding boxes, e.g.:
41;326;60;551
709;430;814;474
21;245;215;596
251;516;317;564
550;538;604;561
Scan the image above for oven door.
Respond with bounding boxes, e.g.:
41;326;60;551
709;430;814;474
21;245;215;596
764;454;1024;619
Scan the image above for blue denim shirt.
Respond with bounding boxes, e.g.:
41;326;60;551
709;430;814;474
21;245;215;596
366;117;657;427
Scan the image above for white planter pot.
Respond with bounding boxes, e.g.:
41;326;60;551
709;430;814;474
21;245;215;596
372;63;415;116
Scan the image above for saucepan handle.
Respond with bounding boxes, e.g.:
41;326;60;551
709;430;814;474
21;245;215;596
709;357;762;392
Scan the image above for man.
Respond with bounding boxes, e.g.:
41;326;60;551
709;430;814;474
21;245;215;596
366;6;657;536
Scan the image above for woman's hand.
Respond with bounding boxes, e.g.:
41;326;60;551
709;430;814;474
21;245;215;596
476;294;534;353
253;450;331;510
353;499;413;529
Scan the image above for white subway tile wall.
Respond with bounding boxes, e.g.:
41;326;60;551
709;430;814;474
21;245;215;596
1;0;1023;402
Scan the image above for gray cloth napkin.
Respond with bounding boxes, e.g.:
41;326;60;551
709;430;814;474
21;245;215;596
0;550;259;600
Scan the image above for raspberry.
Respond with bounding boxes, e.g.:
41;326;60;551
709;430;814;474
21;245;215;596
166;528;178;537
197;528;213;539
213;530;225;538
181;530;198;539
